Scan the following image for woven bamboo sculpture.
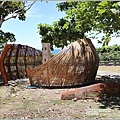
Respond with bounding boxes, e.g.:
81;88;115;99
27;38;99;87
0;44;42;84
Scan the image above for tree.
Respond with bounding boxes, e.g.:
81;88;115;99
0;30;15;52
53;17;84;48
56;1;120;46
97;45;120;61
38;23;54;50
0;1;35;53
38;16;87;49
38;1;120;49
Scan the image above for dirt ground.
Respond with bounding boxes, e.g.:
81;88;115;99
0;66;120;119
98;66;120;74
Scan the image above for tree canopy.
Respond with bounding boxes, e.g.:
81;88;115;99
38;1;120;49
97;45;120;61
38;17;83;49
0;1;35;53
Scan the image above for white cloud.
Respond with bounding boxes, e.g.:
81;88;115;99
49;16;54;19
27;14;43;18
26;7;43;18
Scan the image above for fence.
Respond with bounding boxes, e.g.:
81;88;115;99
0;44;42;85
99;59;120;66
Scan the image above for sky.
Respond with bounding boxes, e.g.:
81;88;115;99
1;1;120;51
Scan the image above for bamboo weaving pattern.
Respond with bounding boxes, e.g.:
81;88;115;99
27;38;99;87
0;44;42;84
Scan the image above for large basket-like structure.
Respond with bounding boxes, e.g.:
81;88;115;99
0;44;42;84
27;38;99;87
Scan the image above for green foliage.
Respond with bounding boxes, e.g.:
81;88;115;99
38;17;85;49
0;30;16;53
56;1;120;46
38;23;54;50
38;1;120;49
53;17;84;48
0;1;34;54
96;45;120;61
0;1;26;22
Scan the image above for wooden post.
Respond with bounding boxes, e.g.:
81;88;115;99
42;43;51;63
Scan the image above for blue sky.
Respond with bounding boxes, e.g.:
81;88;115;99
1;1;120;50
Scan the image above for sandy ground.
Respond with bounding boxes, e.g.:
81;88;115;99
98;66;120;75
0;66;120;119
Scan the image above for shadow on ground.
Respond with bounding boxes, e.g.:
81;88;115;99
95;74;120;110
98;97;120;110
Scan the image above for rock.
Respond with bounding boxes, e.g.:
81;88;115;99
73;98;78;102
